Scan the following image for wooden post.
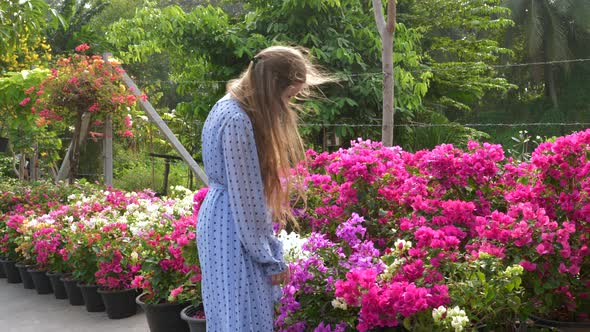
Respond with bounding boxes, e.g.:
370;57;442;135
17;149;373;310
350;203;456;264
162;158;170;196
19;153;26;181
148;153;181;196
56;113;92;183
30;144;38;181
103;115;113;186
103;53;209;186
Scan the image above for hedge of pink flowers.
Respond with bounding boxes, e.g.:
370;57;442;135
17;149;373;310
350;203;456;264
278;129;590;331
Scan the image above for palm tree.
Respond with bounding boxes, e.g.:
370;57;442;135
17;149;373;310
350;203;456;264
505;0;590;109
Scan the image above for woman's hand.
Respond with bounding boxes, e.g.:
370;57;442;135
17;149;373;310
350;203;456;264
270;267;290;285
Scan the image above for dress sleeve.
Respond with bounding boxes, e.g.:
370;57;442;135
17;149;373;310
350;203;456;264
221;111;287;276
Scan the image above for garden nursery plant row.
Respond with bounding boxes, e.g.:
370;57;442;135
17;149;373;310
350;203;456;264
1;130;590;332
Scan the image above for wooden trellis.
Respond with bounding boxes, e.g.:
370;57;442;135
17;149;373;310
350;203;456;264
57;54;208;187
102;53;208;187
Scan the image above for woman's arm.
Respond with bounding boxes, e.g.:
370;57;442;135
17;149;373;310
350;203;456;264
222;110;287;276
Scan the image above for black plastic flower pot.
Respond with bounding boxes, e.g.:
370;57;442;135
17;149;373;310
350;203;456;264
28;268;53;294
0;257;5;278
136;293;190;332
61;277;85;306
180;305;207;332
98;288;139;319
47;272;68;299
15;263;35;289
1;259;21;283
77;283;105;312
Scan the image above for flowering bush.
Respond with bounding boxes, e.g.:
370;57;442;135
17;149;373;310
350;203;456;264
94;222;141;290
133;214;200;304
23;44;139;130
278;131;590;330
132;187;205;305
31;221;66;272
14;218;40;265
19;44;142;182
60;188;149;283
0;214;28;261
64;218;102;284
1;184;65;263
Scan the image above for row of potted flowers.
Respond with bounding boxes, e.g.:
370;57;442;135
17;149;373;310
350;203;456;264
0;181;207;332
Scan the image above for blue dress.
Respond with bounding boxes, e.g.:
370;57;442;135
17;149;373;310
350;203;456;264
197;95;287;332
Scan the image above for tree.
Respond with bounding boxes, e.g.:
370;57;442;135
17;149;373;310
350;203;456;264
372;0;397;146
45;0;110;54
0;0;62;72
504;0;590;110
0;69;62;180
406;0;515;115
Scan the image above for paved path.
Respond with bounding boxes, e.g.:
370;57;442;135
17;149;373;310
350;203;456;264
2;276;588;332
0;280;148;332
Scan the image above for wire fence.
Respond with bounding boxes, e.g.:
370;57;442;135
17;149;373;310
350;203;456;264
132;58;590;85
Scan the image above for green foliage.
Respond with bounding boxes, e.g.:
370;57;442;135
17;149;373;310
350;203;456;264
0;0;64;57
503;0;590;110
113;154;191;193
506;0;590;65
0;69;63;159
505;130;544;162
442;254;525;330
0;155;15;178
46;0;110;54
406;0;516;114
402;110;491;151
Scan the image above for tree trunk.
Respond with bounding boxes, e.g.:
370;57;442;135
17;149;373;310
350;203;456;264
545;64;559;110
18;153;26;181
382;33;394;146
30;145;38;181
372;0;397;147
68;112;84;184
57;113;92;183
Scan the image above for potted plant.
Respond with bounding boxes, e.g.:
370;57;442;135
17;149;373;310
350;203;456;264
474;130;590;326
134;214;199;332
178;210;205;332
31;214;70;299
63;219;102;307
276;139;543;331
14;217;40;290
180;301;206;332
94;221;141;319
27;222;60;295
0;214;26;283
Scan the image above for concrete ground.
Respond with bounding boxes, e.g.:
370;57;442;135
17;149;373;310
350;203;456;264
0;280;148;332
2;277;589;332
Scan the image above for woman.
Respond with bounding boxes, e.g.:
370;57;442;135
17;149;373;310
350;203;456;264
196;46;331;331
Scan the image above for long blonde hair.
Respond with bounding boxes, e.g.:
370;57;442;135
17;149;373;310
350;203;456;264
228;45;332;226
